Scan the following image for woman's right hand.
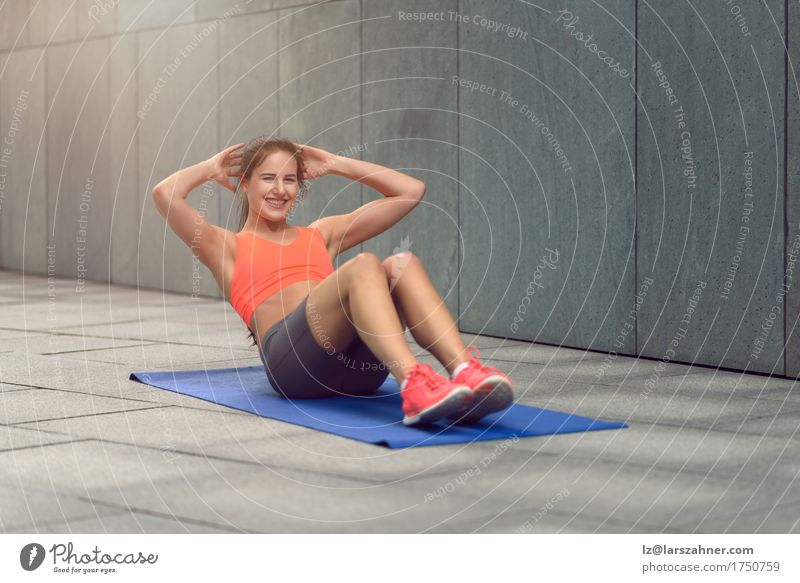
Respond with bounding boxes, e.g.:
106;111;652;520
206;143;245;192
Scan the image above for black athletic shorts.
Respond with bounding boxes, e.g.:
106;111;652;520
258;295;390;398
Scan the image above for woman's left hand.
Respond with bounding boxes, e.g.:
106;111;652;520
297;143;340;179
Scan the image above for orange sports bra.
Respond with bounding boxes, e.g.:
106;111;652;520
230;226;335;331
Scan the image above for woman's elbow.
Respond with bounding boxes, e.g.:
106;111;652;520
151;185;169;218
412;180;426;198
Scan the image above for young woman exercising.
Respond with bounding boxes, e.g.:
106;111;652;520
151;136;514;426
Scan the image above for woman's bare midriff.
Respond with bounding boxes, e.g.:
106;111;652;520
249;279;322;350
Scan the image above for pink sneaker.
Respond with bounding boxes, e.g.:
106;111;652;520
400;363;473;426
448;345;514;423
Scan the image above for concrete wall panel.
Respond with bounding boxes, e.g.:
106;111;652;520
459;0;637;351
197;0;272;22
0;47;47;273
636;0;785;374
77;0;117;38
0;0;30;50
137;23;220;297
118;0;195;33
109;35;140;287
361;0;460;317
29;0;78;45
786;0;799;376
278;0;361;265
46;37;112;285
218;11;281;234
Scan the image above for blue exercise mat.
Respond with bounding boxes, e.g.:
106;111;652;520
129;365;627;448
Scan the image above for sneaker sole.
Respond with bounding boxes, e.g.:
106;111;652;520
449;376;514;423
403;385;474;427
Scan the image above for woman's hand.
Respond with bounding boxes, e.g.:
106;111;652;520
206;142;245;192
297;143;340;179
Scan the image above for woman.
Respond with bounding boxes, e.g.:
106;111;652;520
151;136;514;426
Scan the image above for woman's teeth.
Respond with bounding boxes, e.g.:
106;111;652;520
264;198;287;208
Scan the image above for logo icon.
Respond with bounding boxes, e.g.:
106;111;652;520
20;543;45;571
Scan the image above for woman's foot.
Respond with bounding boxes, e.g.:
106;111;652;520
400;363;473;426
447;345;514;423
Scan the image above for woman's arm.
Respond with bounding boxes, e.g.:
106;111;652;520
327;156;425;198
151;144;243;263
152;159;215;202
151;159;217;262
299;144;426;253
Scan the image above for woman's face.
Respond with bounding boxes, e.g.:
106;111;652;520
244;150;300;220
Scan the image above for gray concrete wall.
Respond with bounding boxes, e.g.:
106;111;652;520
0;0;796;378
637;0;786;378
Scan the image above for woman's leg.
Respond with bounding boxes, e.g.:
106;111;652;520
304;252;419;383
262;294;389;399
382;252;471;376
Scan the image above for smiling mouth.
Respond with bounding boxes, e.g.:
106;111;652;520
263;197;288;208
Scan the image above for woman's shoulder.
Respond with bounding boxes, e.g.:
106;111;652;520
208;226;239;264
214;225;239;243
306;218;335;246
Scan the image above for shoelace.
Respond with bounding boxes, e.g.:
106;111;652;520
408;363;442;393
464;344;504;376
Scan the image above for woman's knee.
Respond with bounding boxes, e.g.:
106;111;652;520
382;251;419;286
344;252;384;281
355;251;383;267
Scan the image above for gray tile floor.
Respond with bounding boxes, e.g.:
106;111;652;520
2;269;799;533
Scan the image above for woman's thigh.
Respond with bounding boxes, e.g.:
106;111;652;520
329;332;391;396
260;295;389;399
303;252;386;354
